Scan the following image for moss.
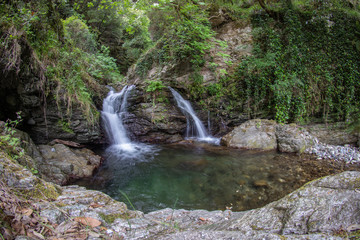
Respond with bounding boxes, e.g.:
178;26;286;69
98;212;131;224
20;181;61;200
57;120;74;134
349;177;360;189
55;202;67;208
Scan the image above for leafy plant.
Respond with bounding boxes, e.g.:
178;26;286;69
0;112;24;160
232;5;360;123
146;80;166;106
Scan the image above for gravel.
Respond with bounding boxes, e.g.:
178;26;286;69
305;139;360;164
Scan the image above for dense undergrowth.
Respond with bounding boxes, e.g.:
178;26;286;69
0;0;149;123
232;3;360;124
193;0;360;125
0;0;359;127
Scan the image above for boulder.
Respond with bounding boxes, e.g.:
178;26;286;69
221;120;319;153
38;144;102;185
220;119;277;150
276;124;317;153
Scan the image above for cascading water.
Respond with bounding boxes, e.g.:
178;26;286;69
169;87;220;144
102;85;157;158
102;85;134;149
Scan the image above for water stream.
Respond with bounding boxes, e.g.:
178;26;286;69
169;87;220;144
102;86;158;159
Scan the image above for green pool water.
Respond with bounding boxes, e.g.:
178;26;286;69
75;143;338;213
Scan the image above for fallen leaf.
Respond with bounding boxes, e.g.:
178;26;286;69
90;203;103;208
21;208;33;216
347;224;360;232
29;230;45;240
74;217;101;228
88;231;101;238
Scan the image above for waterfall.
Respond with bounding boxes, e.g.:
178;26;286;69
102;85;134;147
102;86;158;158
169;87;220;144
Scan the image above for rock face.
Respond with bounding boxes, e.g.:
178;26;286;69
8;128;102;185
25;99;102;144
38;144;102;185
221;119;278;150
221;119;317;153
124;22;254;136
276;124;317;153
0;65;104;145
122;88;187;143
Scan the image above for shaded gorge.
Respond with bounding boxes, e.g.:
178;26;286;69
74;143;351;213
74;86;359;213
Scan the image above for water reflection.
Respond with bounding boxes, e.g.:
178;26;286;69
75;143;346;213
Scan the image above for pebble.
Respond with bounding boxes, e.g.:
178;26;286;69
305;141;360;164
254;180;269;187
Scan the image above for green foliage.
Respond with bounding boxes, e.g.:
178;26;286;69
0;112;24;160
57;120;74;134
73;0;152;73
135;0;216;75
63;16;97;53
146;80;167;105
0;0;125;124
189;72;205;99
232;5;360;123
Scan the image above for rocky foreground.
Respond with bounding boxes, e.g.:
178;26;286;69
1;148;360;239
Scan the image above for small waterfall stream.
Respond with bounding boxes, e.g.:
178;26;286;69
169;87;220;144
102;85;156;158
102;85;134;149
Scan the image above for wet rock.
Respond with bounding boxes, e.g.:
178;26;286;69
221;119;277;150
26;100;102;145
38;144;101;185
124;90;187;143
